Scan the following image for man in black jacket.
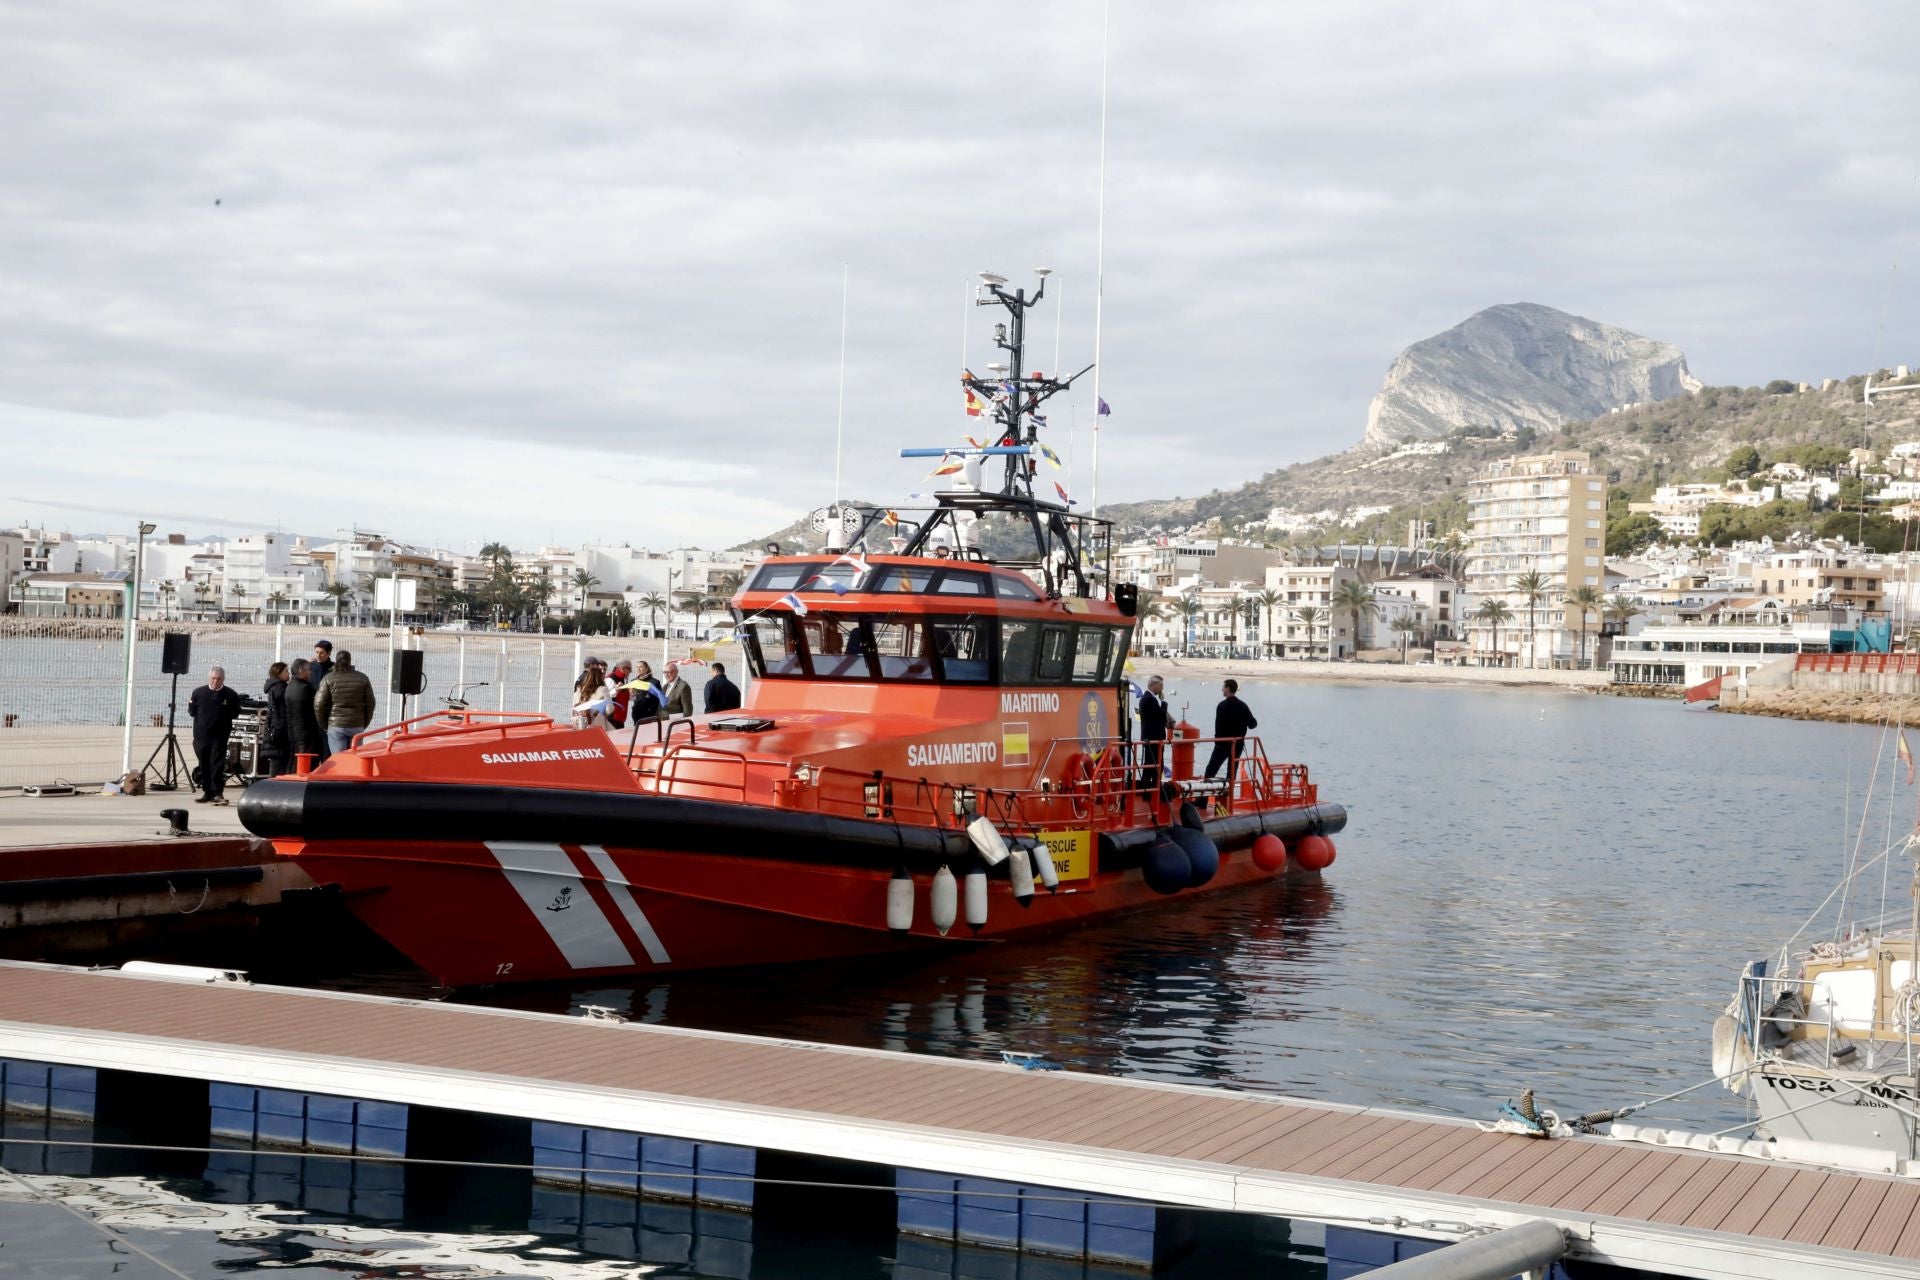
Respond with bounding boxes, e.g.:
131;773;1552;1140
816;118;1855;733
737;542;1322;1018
703;662;742;713
1136;674;1168;790
1203;678;1258;784
187;666;242;804
286;658;325;767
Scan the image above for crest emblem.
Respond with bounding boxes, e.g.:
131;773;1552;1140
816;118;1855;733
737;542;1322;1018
546;886;574;912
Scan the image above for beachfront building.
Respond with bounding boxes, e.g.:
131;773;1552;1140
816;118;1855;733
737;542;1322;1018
1371;564;1458;641
1607;607;1837;688
1465;451;1608;667
7;571;130;619
1262;564;1362;660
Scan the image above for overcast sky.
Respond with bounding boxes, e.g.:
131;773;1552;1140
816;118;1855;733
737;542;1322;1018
6;2;1920;551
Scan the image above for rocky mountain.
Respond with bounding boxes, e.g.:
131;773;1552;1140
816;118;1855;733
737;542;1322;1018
1362;303;1702;449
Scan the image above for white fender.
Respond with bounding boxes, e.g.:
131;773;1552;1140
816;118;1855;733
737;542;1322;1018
887;867;914;934
964;866;989;932
967;815;1010;866
1008;842;1035;906
1030;839;1060;891
931;865;957;936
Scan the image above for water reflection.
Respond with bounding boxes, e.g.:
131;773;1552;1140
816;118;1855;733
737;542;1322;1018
455;877;1343;1095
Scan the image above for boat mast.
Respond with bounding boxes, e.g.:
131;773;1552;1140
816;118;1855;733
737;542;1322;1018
961;274;1086;501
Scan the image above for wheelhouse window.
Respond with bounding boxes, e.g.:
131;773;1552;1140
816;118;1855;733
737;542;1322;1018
1037;625;1073;682
931;618;990;682
874;566;935;594
743;617;801;677
993;574;1040;601
1105;626;1133;681
1000;618;1040;683
932;569;989;595
748;560;865;594
869;619;934;681
1072;627;1108;683
800;615;873;678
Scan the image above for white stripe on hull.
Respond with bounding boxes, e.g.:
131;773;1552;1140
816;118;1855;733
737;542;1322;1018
485;841;635;971
582;845;672;965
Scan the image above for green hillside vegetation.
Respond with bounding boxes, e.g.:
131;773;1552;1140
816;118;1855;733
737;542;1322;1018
1099;369;1920;554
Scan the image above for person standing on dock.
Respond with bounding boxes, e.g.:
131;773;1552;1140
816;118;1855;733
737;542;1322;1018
1136;674;1169;790
314;651;376;756
1203;679;1258;786
287;658;325;765
308;640;334;688
262;662;291;777
187;666;241;805
704;662;741;713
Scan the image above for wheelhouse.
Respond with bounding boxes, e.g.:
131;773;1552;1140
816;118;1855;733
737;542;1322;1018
735;557;1133;689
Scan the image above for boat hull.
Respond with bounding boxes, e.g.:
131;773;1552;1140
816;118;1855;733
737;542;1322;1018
286;837;1309;986
245;779;1346;986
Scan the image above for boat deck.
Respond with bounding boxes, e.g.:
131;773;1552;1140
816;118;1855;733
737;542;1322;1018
2;961;1918;1278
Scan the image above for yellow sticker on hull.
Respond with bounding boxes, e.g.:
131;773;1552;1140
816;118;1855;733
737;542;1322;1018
1038;829;1092;881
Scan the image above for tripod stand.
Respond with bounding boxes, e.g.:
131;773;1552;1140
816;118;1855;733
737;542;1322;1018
142;672;191;791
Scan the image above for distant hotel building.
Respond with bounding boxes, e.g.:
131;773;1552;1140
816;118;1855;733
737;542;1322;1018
1465;451;1607;666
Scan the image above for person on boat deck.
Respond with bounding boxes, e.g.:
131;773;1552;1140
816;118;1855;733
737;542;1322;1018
572;656;610;728
1136;674;1168;790
704;662;742;713
307;639;334;688
624;661;665;721
187;665;241;805
659;661;694;720
286;659;325;766
262;662;292;778
314;651;376;757
606;659;634;729
1203;679;1257;785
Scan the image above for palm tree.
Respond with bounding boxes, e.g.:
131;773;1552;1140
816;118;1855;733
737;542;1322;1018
1256;588;1282;658
1512;570;1550;668
525;576;555;631
322;580;352;624
1330;578;1379;661
267;589;288;620
1292;605;1323;659
638;592;667;638
688;594;723;640
1390;615;1419;662
1475;598;1514;666
1603;594;1642;654
571;569;601;633
715;569;746;596
230;583;248;621
1564;584;1604;669
479;541;513;569
1176;592;1204;654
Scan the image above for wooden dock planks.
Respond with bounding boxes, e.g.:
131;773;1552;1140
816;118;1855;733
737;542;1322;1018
2;961;1918;1272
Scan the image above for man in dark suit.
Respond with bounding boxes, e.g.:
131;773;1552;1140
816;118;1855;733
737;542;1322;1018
703;662;742;713
1204;678;1258;785
187;666;242;805
1136;674;1168;790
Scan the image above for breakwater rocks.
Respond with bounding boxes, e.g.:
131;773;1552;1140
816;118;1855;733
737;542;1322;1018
1719;690;1920;725
1602;683;1681;700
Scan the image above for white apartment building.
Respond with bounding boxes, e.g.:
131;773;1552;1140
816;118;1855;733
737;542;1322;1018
1465;451;1608;667
1262;564;1362;659
1372;566;1460;641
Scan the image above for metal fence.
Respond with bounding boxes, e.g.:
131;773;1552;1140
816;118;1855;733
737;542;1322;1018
0;620;725;791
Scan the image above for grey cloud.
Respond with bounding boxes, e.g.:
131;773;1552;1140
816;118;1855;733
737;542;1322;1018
5;2;1920;534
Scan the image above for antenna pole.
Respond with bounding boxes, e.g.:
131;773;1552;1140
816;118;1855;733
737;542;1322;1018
1088;0;1111;519
832;264;849;529
959;275;970;374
